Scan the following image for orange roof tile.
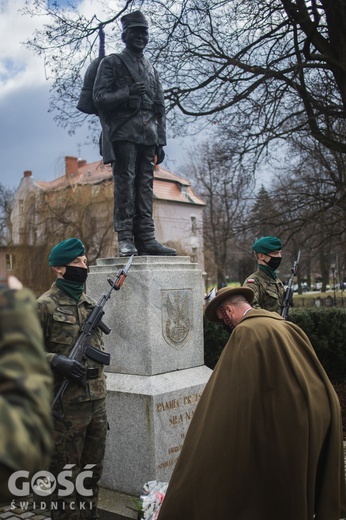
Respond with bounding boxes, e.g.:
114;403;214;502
34;159;205;206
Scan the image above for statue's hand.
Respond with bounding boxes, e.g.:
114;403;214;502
155;146;165;165
129;82;145;97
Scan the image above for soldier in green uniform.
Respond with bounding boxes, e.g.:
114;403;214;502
36;238;108;520
0;276;53;500
243;236;285;314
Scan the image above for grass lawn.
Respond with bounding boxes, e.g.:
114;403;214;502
293;290;346;308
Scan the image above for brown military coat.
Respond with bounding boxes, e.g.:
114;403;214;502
158;309;346;520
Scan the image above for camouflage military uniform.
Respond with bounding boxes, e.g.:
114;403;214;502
36;283;107;520
243;268;285;314
0;286;53;501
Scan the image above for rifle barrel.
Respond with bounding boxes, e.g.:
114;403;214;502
281;250;301;319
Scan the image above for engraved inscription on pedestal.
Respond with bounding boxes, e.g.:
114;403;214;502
101;368;211;495
155;387;203;481
161;289;193;350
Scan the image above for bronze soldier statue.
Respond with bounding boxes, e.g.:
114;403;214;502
93;10;177;257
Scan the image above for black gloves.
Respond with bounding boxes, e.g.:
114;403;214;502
51;355;86;385
155;146;165;165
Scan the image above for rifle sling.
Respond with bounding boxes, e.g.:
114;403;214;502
116;53;154;104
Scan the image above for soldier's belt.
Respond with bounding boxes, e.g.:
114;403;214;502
86;367;100;379
85;344;111;365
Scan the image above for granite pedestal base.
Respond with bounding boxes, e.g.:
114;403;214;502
101;366;211;495
87;257;212;498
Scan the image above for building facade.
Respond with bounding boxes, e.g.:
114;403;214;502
9;157;205;276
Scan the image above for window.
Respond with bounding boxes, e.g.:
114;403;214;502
191;216;197;235
6;254;15;270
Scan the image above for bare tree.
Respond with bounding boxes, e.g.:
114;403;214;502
0;185;14;246
185;140;254;288
35;181;115;264
20;0;346;286
240;131;346;291
270;134;346;242
22;0;346;157
12;179;115;294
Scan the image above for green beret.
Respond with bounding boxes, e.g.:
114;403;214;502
49;238;85;266
252;236;282;254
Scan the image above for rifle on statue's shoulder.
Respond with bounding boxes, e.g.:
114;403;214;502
52;255;134;421
281;250;301;320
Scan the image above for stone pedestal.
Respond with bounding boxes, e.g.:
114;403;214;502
87;256;211;498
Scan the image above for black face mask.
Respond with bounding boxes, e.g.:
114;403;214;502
264;255;282;271
63;266;88;284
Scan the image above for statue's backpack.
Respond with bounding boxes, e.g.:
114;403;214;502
77;25;105;116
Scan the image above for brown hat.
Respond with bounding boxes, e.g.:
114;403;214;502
121;10;149;30
205;286;254;323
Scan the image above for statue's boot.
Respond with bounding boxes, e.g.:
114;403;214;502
118;234;138;257
135;238;177;256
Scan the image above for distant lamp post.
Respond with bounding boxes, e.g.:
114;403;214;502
331;264;336;306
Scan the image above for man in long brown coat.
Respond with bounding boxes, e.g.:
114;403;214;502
158;287;346;520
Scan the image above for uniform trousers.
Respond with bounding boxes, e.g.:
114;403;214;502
49;399;107;520
112;140;157;241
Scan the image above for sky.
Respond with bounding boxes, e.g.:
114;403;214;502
0;0;188;192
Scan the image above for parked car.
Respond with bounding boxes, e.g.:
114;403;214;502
332;282;345;290
312;282;330;291
292;283;309;292
312;282;322;291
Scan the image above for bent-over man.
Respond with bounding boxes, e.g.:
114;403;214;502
158;286;346;520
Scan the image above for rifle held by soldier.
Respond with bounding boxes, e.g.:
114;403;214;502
281;250;301;320
52;255;134;420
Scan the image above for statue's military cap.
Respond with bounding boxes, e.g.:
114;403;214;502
204;286;254;323
252;236;282;254
49;238;85;266
121;10;149;30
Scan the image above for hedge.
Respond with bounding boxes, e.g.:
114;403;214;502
204;308;346;384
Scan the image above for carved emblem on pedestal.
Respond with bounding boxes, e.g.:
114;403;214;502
161;289;192;350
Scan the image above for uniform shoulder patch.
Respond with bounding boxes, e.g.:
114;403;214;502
246;279;255;283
